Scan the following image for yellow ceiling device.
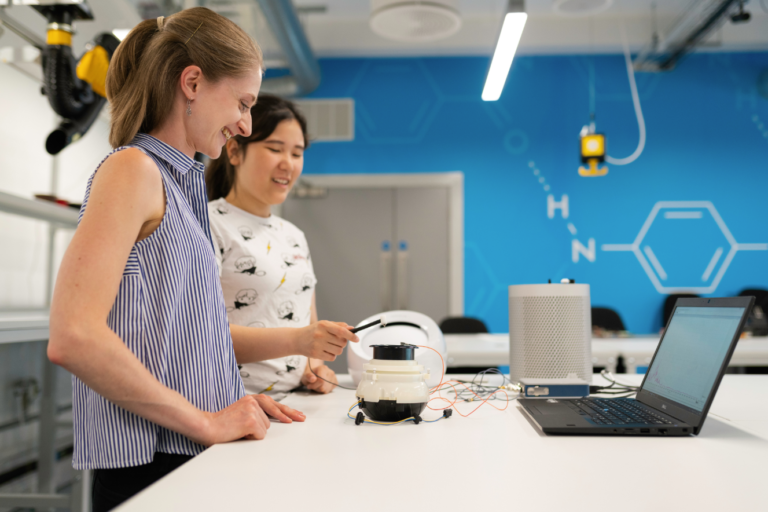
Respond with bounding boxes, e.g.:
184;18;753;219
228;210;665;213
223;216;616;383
579;132;608;177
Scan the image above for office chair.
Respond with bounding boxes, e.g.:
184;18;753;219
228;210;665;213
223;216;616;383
738;288;768;339
738;288;768;310
662;294;700;328
738;289;768;373
439;316;489;334
591;307;626;332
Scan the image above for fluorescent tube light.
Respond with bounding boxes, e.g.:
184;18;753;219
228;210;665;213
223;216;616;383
482;12;527;101
112;28;131;41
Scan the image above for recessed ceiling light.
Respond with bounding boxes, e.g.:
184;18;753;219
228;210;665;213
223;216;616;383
370;1;462;43
553;0;613;17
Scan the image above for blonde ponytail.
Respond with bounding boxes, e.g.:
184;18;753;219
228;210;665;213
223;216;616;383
106;7;262;148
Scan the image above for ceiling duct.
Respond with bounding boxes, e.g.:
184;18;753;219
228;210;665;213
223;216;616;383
256;0;320;97
633;0;743;72
122;0;321;97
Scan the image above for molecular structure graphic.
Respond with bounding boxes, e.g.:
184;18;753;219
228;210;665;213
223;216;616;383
602;201;767;294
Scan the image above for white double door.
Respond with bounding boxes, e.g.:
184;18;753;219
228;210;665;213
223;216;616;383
280;175;459;373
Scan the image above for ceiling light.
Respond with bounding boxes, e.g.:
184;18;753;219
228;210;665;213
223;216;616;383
553;0;612;17
482;0;527;102
112;28;131;41
369;0;462;43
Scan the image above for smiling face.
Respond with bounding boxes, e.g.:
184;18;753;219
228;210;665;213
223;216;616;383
225;118;305;217
186;69;262;159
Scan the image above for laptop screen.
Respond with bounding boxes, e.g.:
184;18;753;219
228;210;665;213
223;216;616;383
641;306;745;412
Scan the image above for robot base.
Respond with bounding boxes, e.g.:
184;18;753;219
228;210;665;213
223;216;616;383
359;398;427;422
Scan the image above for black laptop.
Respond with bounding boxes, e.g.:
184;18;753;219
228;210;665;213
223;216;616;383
519;296;754;436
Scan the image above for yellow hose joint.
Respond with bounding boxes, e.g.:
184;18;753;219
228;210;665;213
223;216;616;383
76;46;110;98
47;29;72;46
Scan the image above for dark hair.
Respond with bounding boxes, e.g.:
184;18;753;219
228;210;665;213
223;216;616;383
205;93;309;200
106;7;262;148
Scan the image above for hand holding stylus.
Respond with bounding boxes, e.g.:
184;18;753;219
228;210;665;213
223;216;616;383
298;320;359;361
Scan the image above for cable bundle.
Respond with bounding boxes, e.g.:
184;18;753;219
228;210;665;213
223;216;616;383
588;370;639;397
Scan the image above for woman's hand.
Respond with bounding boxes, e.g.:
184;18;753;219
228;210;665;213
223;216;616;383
253;394;306;423
301;359;338;394
193;395;271;446
296;321;358;361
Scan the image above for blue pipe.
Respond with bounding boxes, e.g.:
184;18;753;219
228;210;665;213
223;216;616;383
256;0;321;97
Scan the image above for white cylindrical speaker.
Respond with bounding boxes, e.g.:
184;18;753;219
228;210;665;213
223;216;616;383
508;283;592;382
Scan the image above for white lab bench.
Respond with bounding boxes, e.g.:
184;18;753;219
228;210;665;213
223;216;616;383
116;373;768;512
444;333;768;373
0;309;50;345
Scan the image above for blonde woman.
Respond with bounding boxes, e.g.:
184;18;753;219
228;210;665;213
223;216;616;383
47;8;357;510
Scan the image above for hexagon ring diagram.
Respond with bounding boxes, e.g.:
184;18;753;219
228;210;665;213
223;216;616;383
602;201;767;294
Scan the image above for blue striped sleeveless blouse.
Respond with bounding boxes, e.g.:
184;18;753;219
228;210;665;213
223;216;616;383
72;133;245;470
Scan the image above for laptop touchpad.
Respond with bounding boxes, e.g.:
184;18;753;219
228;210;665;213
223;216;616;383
535;402;572;415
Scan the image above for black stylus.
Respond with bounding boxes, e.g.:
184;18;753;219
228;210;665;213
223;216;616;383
350;317;385;333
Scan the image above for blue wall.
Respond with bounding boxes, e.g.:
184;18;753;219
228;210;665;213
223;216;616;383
299;52;768;334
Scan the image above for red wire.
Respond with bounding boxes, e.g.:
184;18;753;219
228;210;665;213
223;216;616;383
415;344;510;417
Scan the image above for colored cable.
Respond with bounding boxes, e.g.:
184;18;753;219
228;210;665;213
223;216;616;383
414;344;519;416
427;379;514;417
307;359;357;390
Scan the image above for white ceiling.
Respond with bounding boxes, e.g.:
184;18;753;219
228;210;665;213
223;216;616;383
0;0;766;62
296;0;696;17
291;0;768;57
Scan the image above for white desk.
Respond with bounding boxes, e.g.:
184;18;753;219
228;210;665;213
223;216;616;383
118;374;768;512
445;334;768;373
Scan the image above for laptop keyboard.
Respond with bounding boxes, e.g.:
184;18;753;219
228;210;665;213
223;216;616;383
569;398;674;425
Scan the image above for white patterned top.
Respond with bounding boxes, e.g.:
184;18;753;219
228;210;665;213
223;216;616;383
208;198;316;399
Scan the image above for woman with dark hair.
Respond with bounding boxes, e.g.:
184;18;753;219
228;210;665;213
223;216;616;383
206;94;340;398
46;9;357;510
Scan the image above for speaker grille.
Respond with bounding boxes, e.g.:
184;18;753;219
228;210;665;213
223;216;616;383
509;295;592;382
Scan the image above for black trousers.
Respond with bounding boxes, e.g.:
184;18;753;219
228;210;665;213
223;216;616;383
92;452;193;512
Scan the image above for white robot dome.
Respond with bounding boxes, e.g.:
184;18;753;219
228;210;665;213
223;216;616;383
347;310;447;389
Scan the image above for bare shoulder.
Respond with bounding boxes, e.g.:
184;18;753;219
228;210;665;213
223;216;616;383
92;147;162;192
84;148;165;225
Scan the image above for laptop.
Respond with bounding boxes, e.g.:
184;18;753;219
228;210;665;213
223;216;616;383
518;296;754;436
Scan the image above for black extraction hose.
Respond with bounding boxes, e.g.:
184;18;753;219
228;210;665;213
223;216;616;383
42;44;92;119
45;95;106;155
26;3;115;154
43;32;120;155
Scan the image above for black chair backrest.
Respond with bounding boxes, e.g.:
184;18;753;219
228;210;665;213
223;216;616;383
591;307;626;331
738;288;768;311
663;293;700;328
439;316;489;334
